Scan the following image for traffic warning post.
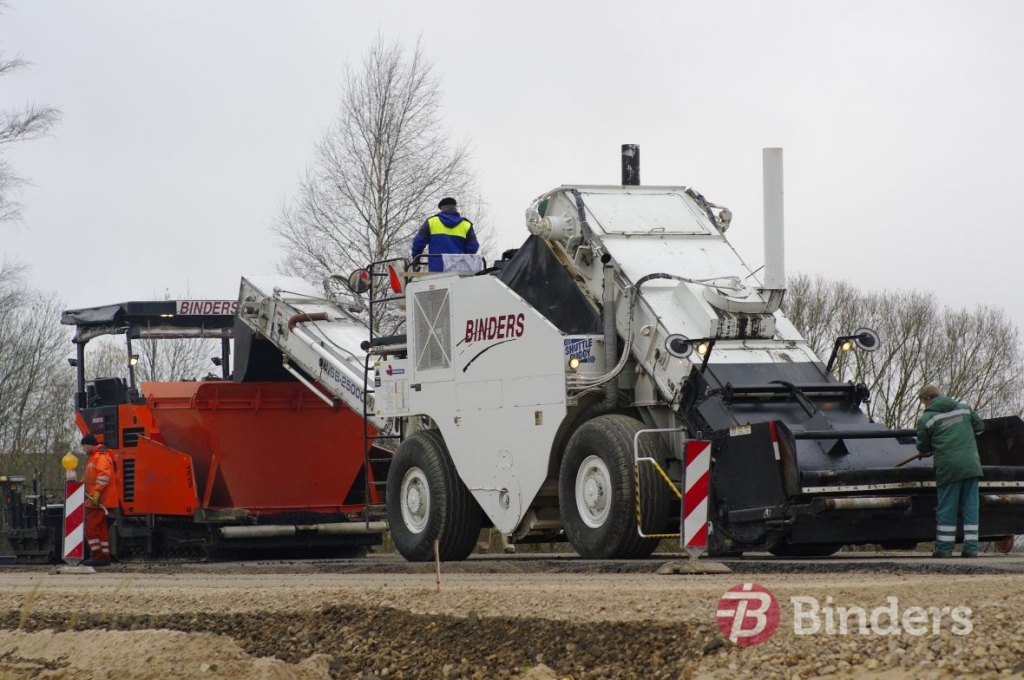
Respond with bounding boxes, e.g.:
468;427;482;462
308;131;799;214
63;480;84;564
683;439;711;557
657;439;731;575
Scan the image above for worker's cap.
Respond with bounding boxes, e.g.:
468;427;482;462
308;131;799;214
438;197;457;209
80;434;99;446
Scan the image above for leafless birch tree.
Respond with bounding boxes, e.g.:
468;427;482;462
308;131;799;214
784;274;1024;429
273;36;483;330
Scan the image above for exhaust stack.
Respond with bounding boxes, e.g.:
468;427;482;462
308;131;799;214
762;147;785;291
621;144;640;186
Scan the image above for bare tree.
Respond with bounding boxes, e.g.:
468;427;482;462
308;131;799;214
0;265;76;457
845;288;943;427
83;338;130;382
0;259;28;312
273;35;484;330
938;306;1024;417
134;336;219;383
0;4;61;224
0;7;68;491
83;336;218;385
784;274;1024;428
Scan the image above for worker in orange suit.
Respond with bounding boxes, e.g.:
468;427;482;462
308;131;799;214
81;433;115;567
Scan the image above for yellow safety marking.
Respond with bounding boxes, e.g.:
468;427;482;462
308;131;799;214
634;467;641;530
648;459;682;499
634;458;684;539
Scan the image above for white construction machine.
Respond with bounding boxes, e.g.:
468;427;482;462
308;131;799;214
241;147;1024;561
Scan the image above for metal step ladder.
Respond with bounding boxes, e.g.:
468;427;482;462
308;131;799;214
358;258;413;521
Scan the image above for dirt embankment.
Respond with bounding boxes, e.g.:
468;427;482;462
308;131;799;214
0;556;1022;679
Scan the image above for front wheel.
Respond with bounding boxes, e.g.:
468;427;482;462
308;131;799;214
386;430;482;562
558;414;669;559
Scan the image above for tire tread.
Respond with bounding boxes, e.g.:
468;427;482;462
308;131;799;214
559;414;669;559
386;430;482;562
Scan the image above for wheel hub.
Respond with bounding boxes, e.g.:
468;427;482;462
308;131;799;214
576;455;611;528
408;487;422;514
400;467;430;534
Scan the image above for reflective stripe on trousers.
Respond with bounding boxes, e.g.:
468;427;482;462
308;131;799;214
85;506;111;559
935;477;980;555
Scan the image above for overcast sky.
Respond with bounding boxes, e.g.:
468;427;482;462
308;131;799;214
3;2;1023;338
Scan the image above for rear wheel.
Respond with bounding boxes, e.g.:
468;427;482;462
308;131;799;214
558;414;669;559
386;430;482;562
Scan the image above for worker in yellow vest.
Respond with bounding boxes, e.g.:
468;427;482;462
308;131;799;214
411;197;479;272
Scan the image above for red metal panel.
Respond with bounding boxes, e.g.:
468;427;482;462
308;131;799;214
144;381;370;514
122;439;198;516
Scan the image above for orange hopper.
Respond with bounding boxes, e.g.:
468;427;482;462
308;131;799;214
126;381;373;517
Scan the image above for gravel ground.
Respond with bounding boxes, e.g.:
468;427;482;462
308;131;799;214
1;553;1023;680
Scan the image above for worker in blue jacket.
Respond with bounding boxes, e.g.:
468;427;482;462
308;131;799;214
915;384;984;558
411;197;479;272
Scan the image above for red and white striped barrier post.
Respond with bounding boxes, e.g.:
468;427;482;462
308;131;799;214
682;440;712;559
63;480;85;564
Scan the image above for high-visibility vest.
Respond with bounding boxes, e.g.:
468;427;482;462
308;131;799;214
85;447;118;507
427;215;473;239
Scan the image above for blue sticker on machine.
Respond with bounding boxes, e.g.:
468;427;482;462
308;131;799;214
564;338;596;363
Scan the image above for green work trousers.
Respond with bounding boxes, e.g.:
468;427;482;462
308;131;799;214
935;477;980;556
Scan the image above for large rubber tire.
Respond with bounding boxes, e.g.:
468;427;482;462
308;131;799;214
386;430;482;562
558;414;670;559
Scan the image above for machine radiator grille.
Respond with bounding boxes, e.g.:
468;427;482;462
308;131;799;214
413;289;451;370
122;427;145;447
122;458;135;503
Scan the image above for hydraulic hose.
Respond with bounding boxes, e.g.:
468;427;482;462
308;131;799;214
602;259;617;409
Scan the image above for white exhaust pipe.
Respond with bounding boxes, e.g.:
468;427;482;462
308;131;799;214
219;521;387;539
762;148;785;291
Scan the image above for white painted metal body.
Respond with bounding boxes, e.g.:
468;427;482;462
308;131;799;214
374;273;588;533
531;185;819;407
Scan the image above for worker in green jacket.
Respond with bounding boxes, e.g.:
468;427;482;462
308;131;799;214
915;384;984;558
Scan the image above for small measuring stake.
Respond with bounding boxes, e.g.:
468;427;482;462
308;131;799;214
658;440;731;575
433;538;441;592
